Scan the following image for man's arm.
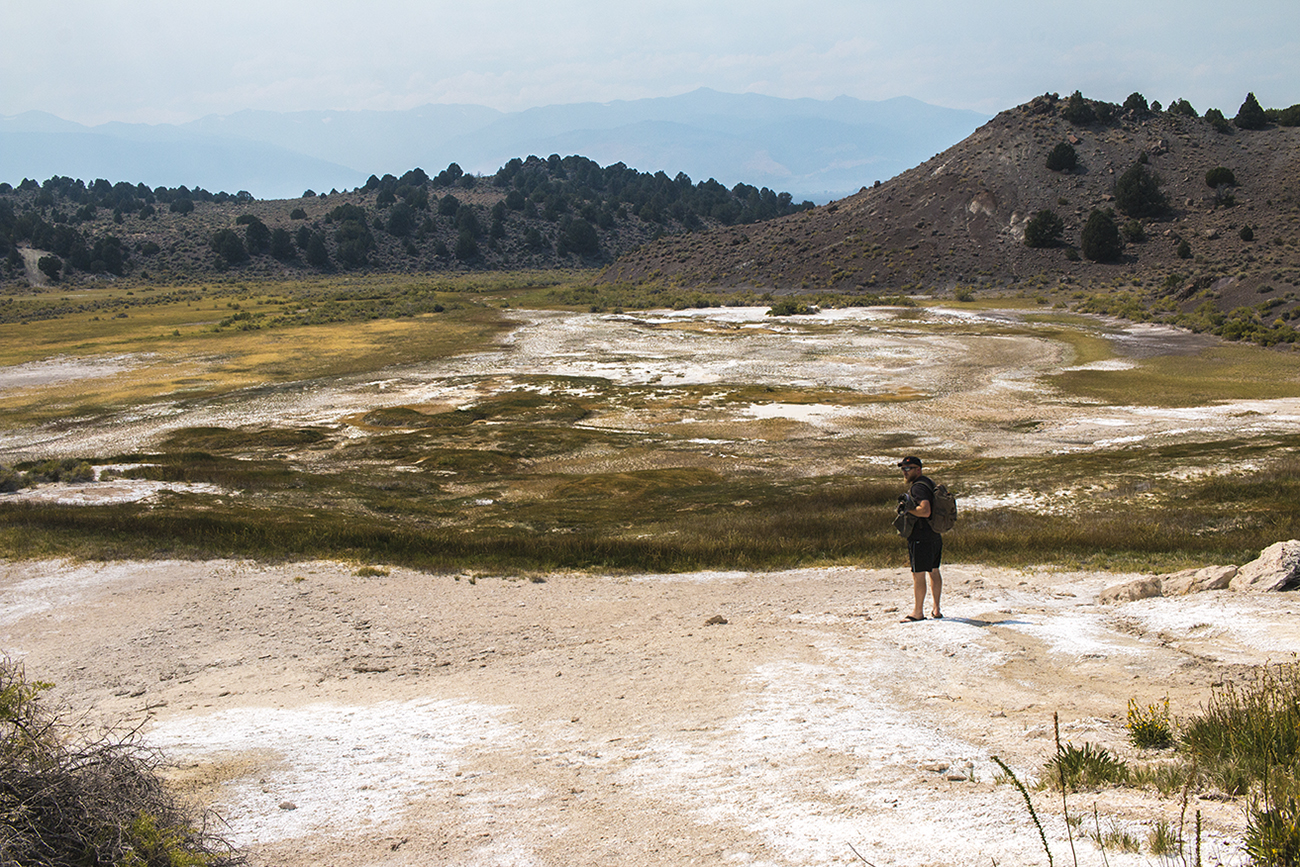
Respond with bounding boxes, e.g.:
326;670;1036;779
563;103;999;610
906;482;932;518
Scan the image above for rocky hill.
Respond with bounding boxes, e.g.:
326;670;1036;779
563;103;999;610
603;92;1300;332
0;155;811;288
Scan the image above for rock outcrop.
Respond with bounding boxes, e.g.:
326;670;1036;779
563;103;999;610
1161;565;1238;596
1230;540;1300;592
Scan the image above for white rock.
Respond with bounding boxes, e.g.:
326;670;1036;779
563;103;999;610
1231;540;1300;592
1161;565;1237;595
1098;576;1162;604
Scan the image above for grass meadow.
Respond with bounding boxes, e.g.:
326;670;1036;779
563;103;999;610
4;273;1300;574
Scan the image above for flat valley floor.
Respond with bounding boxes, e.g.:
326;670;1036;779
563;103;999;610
4;556;1298;866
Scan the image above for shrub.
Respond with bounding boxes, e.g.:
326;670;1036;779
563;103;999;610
270;227;296;261
1236;92;1269;130
1242;225;1256;242
1127;697;1173;748
1061;90;1096;125
1168;98;1198;118
0;657;243;867
1121;219;1146;243
25;458;94;483
1122;92;1149;115
1081;209;1123;262
1046;142;1078;172
37;255;62;282
242;216;271;254
289;207;307;220
1205;166;1237;189
766;299;816;316
455;229;479;260
1115;162;1169;219
1024;209;1064;248
1205;107;1233;133
0;464;31;492
209;229;247;265
1177;239;1192;259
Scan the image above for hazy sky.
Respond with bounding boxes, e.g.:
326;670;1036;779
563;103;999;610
7;0;1299;125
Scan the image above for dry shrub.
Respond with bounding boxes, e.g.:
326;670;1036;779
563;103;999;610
1;657;243;867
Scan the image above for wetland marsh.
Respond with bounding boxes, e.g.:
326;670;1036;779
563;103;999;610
5;276;1300;866
3;277;1300;571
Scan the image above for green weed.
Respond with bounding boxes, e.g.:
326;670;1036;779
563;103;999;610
1246;791;1300;867
1089;819;1142;853
1041;742;1129;791
1146;818;1181;856
1180;662;1300;783
1127;696;1174;748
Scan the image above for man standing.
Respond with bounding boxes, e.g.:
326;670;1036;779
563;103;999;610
898;456;942;622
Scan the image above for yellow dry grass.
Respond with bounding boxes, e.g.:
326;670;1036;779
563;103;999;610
0;305;508;426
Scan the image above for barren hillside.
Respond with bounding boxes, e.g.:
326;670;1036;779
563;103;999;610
603;94;1300;318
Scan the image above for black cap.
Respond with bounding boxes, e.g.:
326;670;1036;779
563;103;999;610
897;456;922;468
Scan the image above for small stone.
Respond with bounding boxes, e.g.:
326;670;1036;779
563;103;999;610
946;772;969;782
279;801;297;811
920;762;949;773
704;615;728;626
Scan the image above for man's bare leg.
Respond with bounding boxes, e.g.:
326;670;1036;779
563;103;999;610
910;572;928;620
930;569;943;618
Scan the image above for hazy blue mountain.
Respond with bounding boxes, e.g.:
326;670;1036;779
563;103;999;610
1;91;988;202
1;112;366;198
179;104;505;178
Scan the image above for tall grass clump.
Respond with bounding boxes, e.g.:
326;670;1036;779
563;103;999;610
1180;662;1300;866
0;656;243;867
1041;741;1130;791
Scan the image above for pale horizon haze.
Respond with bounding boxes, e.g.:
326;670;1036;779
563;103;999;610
5;0;1300;126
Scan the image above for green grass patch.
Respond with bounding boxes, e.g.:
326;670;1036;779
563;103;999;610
1049;344;1300;407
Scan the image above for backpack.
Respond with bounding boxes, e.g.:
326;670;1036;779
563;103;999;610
926;482;958;534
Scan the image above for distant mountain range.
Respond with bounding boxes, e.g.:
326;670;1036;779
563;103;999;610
0;90;988;203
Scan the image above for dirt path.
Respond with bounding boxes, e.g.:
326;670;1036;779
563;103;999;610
3;557;1292;866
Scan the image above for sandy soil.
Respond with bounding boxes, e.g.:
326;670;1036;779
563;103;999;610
3;556;1295;867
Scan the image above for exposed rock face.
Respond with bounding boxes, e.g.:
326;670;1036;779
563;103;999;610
1230;540;1300;592
1098;576;1163;604
1161;565;1237;596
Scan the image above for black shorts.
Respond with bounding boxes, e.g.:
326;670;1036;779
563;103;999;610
908;532;943;573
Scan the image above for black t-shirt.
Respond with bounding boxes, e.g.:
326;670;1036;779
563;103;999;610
908;474;939;538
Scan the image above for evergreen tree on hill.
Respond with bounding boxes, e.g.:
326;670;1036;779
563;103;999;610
1114;162;1169;219
1081;210;1123;262
1235;92;1268;130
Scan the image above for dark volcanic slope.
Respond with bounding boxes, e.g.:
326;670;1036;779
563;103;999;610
602;94;1300;311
